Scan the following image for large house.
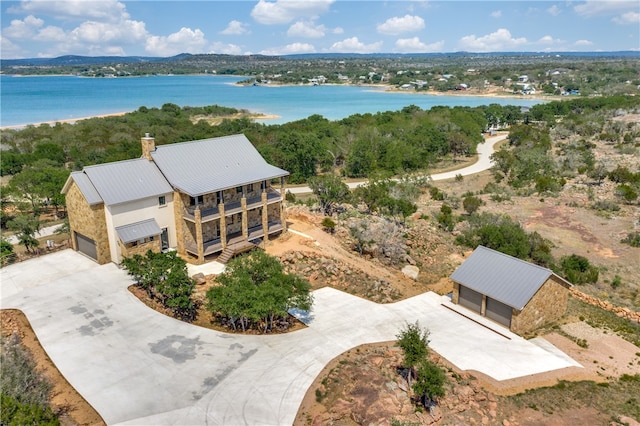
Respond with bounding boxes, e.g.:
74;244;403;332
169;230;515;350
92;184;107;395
450;246;573;334
62;134;288;265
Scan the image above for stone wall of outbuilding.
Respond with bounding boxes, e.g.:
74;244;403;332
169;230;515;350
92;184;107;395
510;276;569;334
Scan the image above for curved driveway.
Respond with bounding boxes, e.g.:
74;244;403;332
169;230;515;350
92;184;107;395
1;250;579;425
287;132;507;194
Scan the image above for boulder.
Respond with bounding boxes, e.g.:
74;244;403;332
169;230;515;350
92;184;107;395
192;273;206;285
401;265;420;280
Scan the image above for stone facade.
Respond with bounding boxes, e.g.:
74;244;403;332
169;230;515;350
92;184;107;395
511;276;570;334
452;276;570;335
118;238;161;259
65;182;111;264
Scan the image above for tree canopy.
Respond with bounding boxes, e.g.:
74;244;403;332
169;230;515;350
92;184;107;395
206;250;313;333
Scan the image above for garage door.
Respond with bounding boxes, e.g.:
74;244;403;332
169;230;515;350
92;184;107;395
459;286;482;313
486;298;512;327
75;232;97;260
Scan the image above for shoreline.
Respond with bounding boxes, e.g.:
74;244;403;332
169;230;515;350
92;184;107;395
1;81;551;130
1;111;281;131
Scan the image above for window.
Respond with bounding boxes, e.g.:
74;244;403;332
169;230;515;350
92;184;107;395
247;183;253;192
158;196;166;206
236;186;243;194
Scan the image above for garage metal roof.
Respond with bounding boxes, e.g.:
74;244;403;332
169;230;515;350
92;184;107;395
115;218;162;244
150;134;289;196
64;171;103;205
82;158;173;206
450;246;571;310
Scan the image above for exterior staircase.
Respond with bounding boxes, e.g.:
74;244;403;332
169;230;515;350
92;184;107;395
216;240;258;264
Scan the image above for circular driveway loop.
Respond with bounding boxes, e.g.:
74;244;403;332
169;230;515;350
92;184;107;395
0;250;580;425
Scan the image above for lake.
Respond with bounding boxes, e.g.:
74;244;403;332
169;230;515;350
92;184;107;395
0;74;541;127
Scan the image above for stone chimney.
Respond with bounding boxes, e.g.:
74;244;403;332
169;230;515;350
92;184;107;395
141;133;155;160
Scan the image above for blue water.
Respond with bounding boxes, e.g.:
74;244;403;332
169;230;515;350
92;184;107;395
0;74;541;127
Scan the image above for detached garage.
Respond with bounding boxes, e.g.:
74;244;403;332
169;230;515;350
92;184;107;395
450;246;573;335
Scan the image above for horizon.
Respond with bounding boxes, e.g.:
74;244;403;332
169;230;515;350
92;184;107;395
2;1;639;60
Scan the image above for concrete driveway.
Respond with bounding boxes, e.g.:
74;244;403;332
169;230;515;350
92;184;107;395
0;250;580;425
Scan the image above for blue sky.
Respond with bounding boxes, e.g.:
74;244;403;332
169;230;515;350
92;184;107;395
2;1;639;58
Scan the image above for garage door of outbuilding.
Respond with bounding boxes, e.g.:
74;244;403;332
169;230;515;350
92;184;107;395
459;286;482;313
485;298;512;327
75;232;97;260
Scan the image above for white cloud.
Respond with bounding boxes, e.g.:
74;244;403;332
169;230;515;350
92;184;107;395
574;0;637;17
287;20;326;38
259;42;316;55
3;15;44;39
16;0;129;22
220;20;250;35
328;37;383;53
332;27;344;35
376;15;425;35
34;25;66;42
612;11;640;24
547;5;561;16
70;19;147;44
394;37;444;53
458;28;527;52
575;39;594;46
145;27;207;56
490;10;502;18
251;0;335;25
209;42;244;55
1;35;24;58
537;35;563;45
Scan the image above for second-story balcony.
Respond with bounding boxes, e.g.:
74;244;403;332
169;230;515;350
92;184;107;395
183;187;283;223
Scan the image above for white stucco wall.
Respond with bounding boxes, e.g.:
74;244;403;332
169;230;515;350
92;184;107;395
104;193;176;263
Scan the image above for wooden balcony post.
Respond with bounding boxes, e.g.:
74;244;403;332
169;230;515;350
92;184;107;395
261;192;268;247
241;196;248;239
280;177;287;232
219;202;227;249
195;207;204;264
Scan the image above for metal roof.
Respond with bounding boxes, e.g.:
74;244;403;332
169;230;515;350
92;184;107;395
450;246;566;310
115;218;162;244
150;134;289;196
64;171;103;205
82;158;173;206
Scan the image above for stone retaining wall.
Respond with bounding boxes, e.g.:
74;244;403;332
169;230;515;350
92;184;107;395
570;287;640;323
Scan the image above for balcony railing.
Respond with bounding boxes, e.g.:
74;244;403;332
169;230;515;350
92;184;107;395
182;187;282;222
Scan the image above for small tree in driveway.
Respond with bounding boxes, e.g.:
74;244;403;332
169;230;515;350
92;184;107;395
396;321;429;386
412;359;446;409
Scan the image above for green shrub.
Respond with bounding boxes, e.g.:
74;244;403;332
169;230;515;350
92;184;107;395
621;231;640;247
429;187;445;201
559;254;599;284
321;217;336;233
0;335;59;425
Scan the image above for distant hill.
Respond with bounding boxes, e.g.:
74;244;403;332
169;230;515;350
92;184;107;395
2;51;638;66
1;53;191;67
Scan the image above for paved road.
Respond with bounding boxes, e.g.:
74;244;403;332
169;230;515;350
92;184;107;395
3;224;64;245
288;132;507;194
1;250;580;426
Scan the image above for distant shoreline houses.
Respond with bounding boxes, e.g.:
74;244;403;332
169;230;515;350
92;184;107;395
62;134;288;265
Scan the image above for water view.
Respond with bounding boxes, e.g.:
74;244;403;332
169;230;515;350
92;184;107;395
0;74;542;127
